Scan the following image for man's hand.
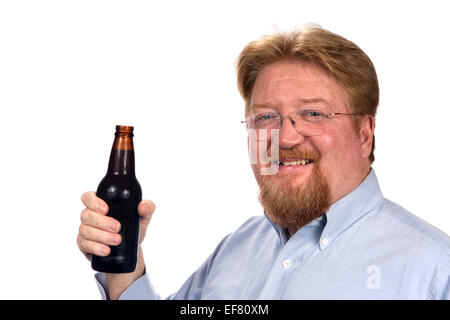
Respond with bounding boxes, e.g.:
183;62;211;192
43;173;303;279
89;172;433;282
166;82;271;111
77;191;155;299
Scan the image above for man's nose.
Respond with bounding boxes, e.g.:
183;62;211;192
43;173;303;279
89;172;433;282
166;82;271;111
278;117;306;148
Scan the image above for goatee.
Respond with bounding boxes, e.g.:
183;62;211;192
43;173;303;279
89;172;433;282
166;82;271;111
258;156;331;234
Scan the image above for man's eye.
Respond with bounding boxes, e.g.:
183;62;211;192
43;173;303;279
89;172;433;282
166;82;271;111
255;114;276;121
300;109;326;123
305;110;323;117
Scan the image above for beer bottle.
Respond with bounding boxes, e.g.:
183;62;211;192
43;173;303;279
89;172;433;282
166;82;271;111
91;125;142;273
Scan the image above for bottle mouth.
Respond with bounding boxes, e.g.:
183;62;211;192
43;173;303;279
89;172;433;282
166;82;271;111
115;125;134;137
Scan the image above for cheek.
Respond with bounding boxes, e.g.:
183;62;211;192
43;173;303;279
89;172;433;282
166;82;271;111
251;163;260;179
313;128;362;171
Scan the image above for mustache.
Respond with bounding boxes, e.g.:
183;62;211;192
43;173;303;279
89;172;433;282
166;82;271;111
278;148;320;161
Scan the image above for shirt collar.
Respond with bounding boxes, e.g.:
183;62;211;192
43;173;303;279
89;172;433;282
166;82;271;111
320;168;383;247
264;168;383;247
264;211;290;244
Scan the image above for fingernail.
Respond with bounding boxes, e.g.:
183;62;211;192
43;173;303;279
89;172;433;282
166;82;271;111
109;221;120;232
101;246;110;256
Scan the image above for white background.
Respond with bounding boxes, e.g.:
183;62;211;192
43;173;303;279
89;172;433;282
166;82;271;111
0;0;449;299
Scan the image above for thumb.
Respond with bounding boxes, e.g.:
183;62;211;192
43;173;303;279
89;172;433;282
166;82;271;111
138;200;156;219
137;200;155;243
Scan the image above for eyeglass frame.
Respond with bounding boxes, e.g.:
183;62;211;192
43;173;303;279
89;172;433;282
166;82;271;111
241;111;366;136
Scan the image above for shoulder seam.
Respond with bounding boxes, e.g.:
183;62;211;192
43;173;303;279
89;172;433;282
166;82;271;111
380;200;450;256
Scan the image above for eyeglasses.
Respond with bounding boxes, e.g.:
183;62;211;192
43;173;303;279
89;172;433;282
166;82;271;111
241;108;365;137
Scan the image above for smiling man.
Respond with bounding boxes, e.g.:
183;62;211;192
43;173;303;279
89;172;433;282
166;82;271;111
248;59;374;237
78;26;450;299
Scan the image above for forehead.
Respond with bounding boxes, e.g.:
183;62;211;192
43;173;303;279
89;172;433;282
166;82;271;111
250;60;348;111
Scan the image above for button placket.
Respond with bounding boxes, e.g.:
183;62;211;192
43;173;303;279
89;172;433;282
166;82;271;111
282;259;291;269
320;236;329;250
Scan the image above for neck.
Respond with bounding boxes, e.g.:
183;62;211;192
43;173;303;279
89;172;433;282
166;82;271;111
107;135;135;176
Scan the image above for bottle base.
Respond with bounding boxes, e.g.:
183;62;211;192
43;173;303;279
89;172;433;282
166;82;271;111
91;255;137;274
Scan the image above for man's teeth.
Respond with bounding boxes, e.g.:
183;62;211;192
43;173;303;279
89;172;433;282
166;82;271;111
279;159;312;166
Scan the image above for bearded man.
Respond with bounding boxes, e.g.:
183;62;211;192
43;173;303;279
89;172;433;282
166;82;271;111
77;26;450;299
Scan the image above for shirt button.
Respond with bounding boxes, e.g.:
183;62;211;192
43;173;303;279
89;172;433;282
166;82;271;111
282;259;291;269
321;237;329;249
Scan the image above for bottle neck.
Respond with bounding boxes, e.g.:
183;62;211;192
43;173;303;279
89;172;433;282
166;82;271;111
107;135;135;176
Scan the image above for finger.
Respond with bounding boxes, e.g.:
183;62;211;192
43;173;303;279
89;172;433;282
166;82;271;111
83;251;92;262
138;200;156;219
80;208;121;233
79;224;122;246
81;191;108;214
77;236;111;257
76;234;93;261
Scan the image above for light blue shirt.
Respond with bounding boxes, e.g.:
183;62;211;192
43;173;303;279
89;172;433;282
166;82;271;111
96;169;450;299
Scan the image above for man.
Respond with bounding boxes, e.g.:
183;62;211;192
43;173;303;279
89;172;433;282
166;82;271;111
77;26;450;299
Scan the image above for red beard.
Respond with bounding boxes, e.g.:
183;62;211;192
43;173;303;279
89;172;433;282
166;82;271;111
258;148;331;233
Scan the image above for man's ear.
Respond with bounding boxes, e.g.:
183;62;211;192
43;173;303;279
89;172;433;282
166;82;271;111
359;115;375;159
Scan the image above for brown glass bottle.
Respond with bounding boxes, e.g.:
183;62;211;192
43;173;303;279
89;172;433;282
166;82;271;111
91;125;142;273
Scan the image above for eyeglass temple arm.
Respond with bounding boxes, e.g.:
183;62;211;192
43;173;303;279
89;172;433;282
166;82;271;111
330;112;365;116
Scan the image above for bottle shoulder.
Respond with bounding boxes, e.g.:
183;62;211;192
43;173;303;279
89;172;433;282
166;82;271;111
97;174;142;201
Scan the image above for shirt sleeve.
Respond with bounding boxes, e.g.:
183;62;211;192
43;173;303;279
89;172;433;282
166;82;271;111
94;234;231;300
95;271;161;300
